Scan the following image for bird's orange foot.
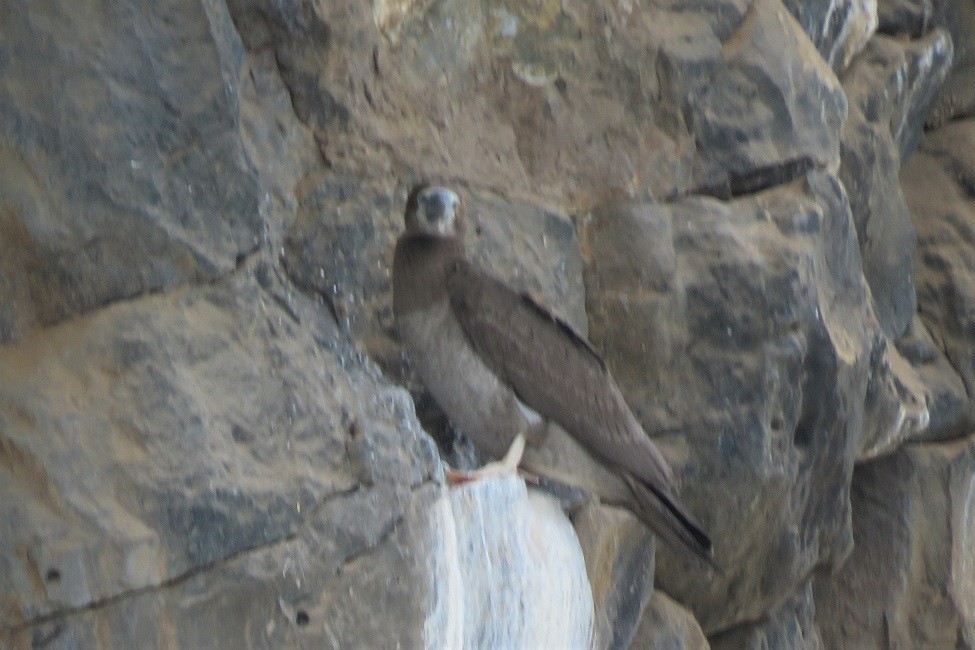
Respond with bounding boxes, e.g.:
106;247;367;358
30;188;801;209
443;433;526;485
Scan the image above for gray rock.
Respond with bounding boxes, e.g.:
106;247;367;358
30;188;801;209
238;47;319;238
282;172;402;347
895;316;968;440
876;0;932;36
630;592;710;650
711;582;822;649
926;0;975;126
581;171;873;633
814;436;975;648
0;0;262;343
8;481;447;650
0;264;435;628
869;32;954;162
0;264;595;648
782;0;878;72
903;118;975;434
858;336;933;458
4;0;975;644
574;504;656;650
3;474;595;649
684;0;847;196
230;0;706;206
840;32;965;451
838;30;952;339
229;0;849;207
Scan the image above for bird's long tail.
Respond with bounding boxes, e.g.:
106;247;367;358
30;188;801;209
623;474;717;572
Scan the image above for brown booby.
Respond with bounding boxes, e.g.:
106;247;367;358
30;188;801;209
392;184;714;567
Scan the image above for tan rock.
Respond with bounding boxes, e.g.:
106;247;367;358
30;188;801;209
814;436;975;648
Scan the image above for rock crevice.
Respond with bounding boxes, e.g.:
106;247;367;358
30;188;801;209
3;0;975;647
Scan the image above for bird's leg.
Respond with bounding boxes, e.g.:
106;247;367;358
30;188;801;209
444;432;526;484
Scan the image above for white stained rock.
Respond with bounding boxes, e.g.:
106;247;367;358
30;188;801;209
425;476;594;649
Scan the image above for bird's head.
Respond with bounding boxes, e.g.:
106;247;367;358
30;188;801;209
404;185;465;240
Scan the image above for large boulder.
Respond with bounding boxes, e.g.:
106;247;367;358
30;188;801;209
0;0;262;343
581;171;872;632
0;264;595;648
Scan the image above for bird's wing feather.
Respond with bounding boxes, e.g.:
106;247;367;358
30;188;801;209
515;289;607;371
623;474;716;570
446;259;673;486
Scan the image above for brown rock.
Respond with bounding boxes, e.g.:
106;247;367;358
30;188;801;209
903;118;975;435
711;582;822;649
0;0;262;343
631;591;710;650
574;504;656;650
581;171;873;632
839;30;952;339
814;436;975;648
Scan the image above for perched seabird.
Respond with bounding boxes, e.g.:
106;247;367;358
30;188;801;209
393;184;714;567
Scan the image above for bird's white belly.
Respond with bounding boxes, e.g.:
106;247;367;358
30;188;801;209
399;301;533;459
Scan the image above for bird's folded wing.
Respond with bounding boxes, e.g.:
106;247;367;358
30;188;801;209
445;259;671;484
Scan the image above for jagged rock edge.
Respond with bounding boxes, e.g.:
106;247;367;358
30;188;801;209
1;476;439;636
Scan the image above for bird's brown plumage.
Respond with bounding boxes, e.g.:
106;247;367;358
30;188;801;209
393;184;714;567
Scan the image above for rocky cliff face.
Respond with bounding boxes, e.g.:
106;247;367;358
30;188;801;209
1;0;973;648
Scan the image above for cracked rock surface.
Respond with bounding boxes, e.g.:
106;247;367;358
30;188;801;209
0;1;263;342
3;0;975;647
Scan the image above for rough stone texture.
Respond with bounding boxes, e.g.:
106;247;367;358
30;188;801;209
783;0;878;72
0;264;434;637
581;171;871;633
631;592;710;650
858;334;934;458
3;469;594;648
839;29;952;339
230;0;852;207
711;582;822;650
813;437;975;648
231;0;703;206
924;0;975;127
0;265;594;648
2;0;975;647
894;315;968;440
684;0;847;197
903;118;975;436
0;1;263;343
574;504;656;650
876;0;932;37
832;27;957;459
876;0;974;130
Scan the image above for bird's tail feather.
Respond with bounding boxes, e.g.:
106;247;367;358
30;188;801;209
623;474;718;573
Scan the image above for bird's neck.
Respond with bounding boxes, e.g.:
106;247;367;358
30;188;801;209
393;235;465;312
